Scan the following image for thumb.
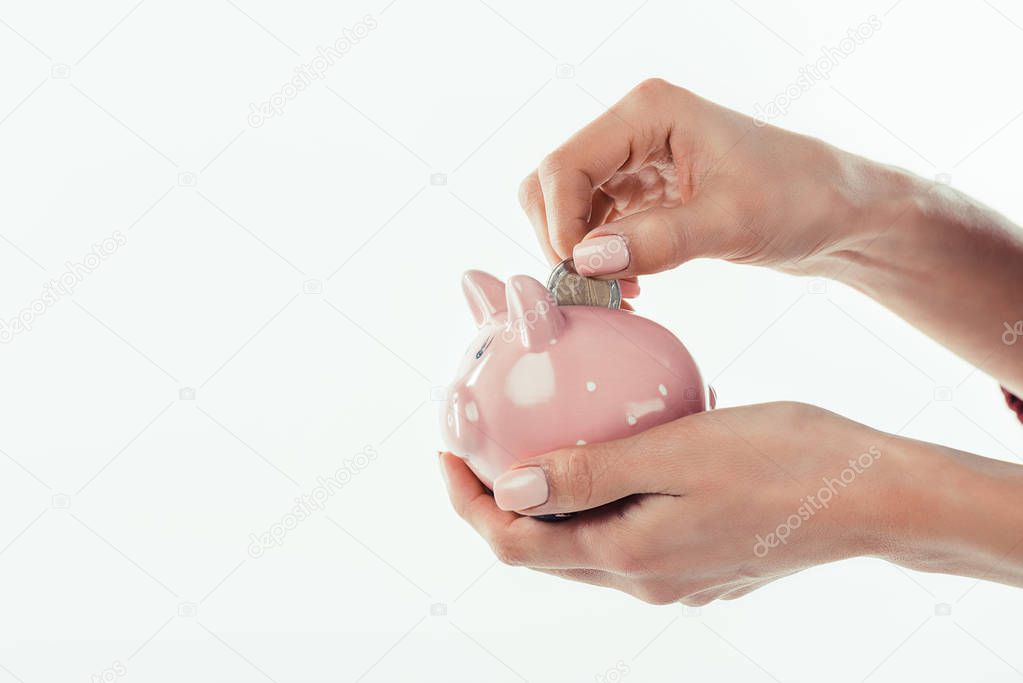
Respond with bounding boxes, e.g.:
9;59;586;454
492;437;678;516
572;200;729;278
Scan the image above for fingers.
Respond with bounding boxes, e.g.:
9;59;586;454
619;277;640;299
491;431;684;516
521;78;738;278
530;79;677;261
535;123;631;261
572;198;729;279
588;188;616;230
519;171;641;298
518;171;560;265
530;566;620;590
439;452;601;569
720;573;789;600
718;581;768;601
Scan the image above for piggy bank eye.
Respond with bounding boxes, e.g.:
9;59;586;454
474;335;494;360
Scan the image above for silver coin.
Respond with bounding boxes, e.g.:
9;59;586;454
546;258;621;309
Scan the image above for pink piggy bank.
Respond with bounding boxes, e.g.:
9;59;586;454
441;270;713;488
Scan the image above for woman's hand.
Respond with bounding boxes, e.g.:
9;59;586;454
521;76;1023;396
440;402;1023;604
518;77;890;279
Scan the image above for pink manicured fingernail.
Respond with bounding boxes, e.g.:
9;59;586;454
494;467;548;510
574;235;630;276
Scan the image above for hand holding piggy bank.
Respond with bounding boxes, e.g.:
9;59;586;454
441;270;713;489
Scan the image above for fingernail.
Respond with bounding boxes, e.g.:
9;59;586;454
574;235;630;276
438;451;450;488
494;467;549;511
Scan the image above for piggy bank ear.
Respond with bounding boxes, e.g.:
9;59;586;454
462;270;507;327
505;275;564;351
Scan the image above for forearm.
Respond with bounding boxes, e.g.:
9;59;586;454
879;434;1023;587
822;161;1023;395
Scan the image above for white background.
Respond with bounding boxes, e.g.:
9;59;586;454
2;0;1022;681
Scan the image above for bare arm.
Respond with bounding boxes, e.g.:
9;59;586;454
830;171;1023;396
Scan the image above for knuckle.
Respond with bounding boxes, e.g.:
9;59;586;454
665;222;691;267
635;582;679;606
453;491;479;522
518;173;540;212
630;77;675;102
538;150;569;180
552;448;595;509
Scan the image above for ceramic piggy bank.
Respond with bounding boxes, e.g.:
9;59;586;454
441;270;713;488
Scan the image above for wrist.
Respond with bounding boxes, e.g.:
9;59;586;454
806;153;925;281
874;436;1023;586
809;156;1023;394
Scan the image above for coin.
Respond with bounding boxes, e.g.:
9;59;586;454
546;258;621;309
